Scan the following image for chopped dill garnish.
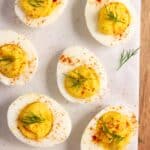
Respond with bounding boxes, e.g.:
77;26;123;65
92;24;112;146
64;72;88;88
28;0;44;7
0;56;16;64
102;121;124;142
105;7;124;23
21;112;45;125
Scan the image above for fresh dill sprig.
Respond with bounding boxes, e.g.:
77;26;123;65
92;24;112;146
106;7;124;23
102;122;124;142
0;56;16;63
117;48;140;70
64;72;88;88
28;0;44;7
21;112;45;125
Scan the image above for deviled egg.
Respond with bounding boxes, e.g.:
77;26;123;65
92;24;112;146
57;46;107;104
7;93;72;147
81;106;138;150
85;0;137;46
15;0;67;27
0;30;38;86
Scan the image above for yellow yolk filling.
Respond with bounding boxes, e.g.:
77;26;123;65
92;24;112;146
64;65;100;100
93;111;133;150
0;44;27;78
20;0;59;18
98;2;131;36
18;102;53;140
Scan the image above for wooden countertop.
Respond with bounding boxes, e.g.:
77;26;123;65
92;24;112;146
139;0;150;149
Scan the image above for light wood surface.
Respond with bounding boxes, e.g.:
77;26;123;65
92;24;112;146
139;0;150;149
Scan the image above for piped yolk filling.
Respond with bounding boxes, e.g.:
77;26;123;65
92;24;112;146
64;65;100;100
98;2;131;36
92;111;133;150
20;0;60;18
18;102;53;140
0;44;27;78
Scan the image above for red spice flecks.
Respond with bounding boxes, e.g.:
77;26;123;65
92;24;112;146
81;91;85;95
92;135;101;143
92;135;97;141
53;0;57;2
96;0;101;2
59;54;78;65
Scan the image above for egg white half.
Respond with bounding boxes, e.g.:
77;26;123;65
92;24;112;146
57;46;107;104
7;93;72;147
15;0;68;28
81;105;138;150
85;0;137;47
0;30;38;86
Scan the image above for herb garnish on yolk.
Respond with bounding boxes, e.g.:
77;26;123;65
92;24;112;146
64;72;89;88
105;7;125;24
64;65;100;100
18;102;53;140
93;111;133;150
20;0;59;18
0;56;16;64
98;2;131;36
0;44;27;78
102;121;124;143
21;112;45;125
28;0;45;7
